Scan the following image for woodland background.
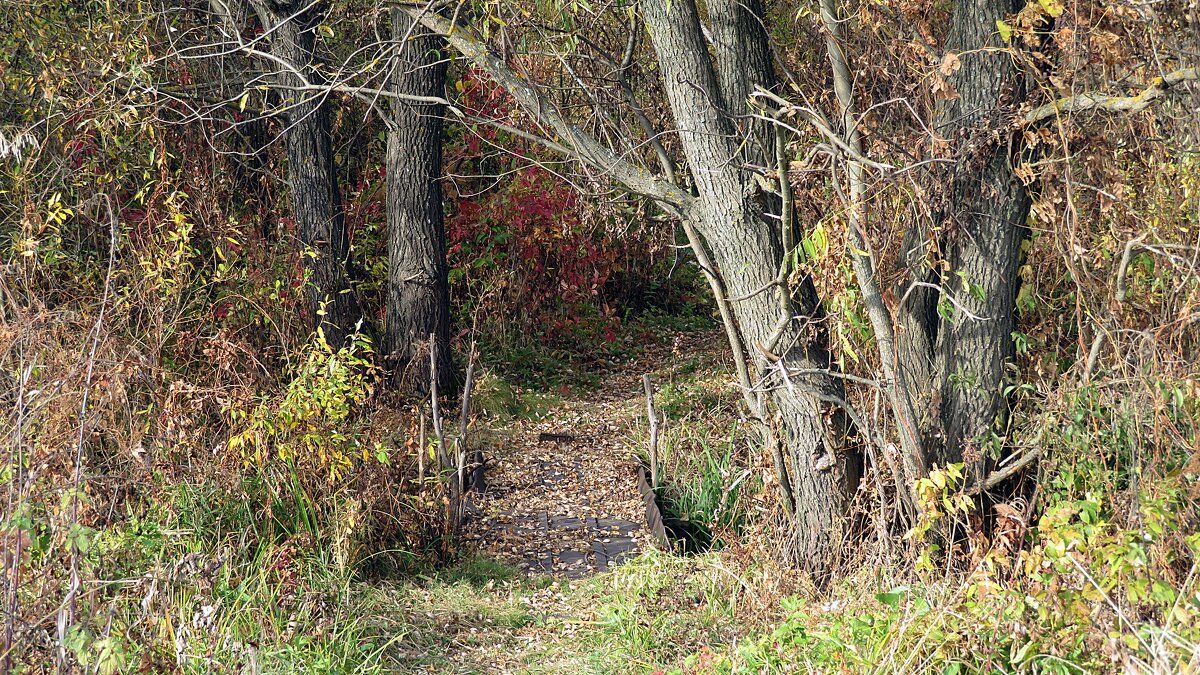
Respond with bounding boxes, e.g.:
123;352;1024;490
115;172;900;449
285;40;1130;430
2;0;1199;672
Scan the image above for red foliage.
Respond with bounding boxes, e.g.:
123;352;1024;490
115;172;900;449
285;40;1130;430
443;69;633;346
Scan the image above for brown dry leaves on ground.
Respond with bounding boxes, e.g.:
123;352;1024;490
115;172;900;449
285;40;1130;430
462;349;666;578
462;329;729;579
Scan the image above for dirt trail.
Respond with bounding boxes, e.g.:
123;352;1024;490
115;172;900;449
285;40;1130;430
462;330;718;578
463;374;650;578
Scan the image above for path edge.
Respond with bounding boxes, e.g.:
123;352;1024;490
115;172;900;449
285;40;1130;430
637;466;671;550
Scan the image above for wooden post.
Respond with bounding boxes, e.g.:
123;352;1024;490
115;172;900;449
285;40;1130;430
643;374;659;489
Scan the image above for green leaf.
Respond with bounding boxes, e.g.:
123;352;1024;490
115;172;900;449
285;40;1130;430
996;20;1013;42
1038;0;1065;17
1012;640;1033;664
67;523;97;555
937;298;955;322
63;624;91;660
840;330;860;364
811;222;828;256
1016;285;1035;314
875;586;909;608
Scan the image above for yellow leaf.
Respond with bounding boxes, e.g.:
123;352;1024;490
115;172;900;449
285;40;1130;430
1037;0;1065;17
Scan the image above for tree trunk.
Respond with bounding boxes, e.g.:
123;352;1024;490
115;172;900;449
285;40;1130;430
707;0;775;164
249;0;364;350
384;10;453;394
897;0;1030;481
643;0;859;570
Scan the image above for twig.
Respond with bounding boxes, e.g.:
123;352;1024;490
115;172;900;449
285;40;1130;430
455;361;476;531
62;198;118;669
968;429;1045;495
1084;233;1148;383
418;410;426;487
410;10;692;209
899;281;992;322
1115;233;1150;305
428;333;448;520
3;365;32;674
967;447;1042;495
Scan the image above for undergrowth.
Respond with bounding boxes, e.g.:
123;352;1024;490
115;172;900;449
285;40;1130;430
3;3;1198;673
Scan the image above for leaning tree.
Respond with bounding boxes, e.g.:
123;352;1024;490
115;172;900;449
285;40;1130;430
185;0;1197;571
408;0;862;568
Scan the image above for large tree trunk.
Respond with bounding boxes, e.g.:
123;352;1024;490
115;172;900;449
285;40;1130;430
643;0;859;570
384;10;453;394
897;0;1030;481
249;0;364;350
707;0;775;163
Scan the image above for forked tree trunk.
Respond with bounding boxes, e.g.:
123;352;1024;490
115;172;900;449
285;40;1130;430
384;10;453;394
643;0;859;570
897;0;1031;482
249;0;364;350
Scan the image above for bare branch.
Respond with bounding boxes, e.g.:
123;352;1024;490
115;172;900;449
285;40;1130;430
407;9;693;209
969;446;1042;495
1025;67;1199;124
750;88;894;172
817;0;925;490
899;281;992;323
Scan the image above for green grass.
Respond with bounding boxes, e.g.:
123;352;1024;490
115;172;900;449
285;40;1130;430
48;499;398;673
652;422;752;552
27;392;1200;674
472;367;565;422
16;313;1197;674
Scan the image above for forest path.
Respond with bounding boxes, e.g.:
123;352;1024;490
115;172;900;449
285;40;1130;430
460;334;706;578
387;329;730;672
461;400;648;579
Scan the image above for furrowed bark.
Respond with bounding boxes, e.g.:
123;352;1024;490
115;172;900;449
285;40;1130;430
708;0;775;165
897;0;1031;481
385;10;453;394
709;0;801;515
642;0;858;570
249;0;365;349
932;0;1030;479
